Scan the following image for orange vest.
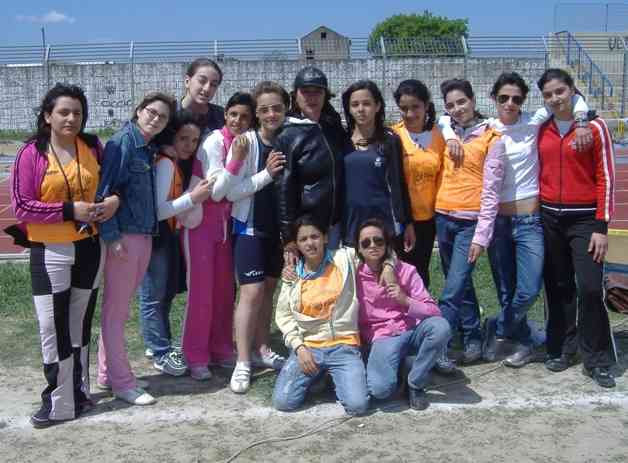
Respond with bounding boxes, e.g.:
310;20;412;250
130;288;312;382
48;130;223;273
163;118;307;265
391;122;445;221
300;263;360;348
158;154;184;232
435;128;501;213
27;139;100;243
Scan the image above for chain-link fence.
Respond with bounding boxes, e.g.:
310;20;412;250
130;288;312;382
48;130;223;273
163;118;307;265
0;34;624;131
554;2;628;32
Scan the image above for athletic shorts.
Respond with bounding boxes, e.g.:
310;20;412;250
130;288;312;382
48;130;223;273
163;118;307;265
233;234;283;285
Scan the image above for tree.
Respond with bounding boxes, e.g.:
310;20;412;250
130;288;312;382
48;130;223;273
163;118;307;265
368;11;469;57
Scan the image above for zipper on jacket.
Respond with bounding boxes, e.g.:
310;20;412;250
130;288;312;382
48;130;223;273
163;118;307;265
380;142;401;235
557;122;574;216
319;127;337;229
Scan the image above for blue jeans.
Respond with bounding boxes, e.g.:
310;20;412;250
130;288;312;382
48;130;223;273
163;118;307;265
366;317;451;398
138;235;177;358
272;344;369;416
487;213;544;346
435;213;482;346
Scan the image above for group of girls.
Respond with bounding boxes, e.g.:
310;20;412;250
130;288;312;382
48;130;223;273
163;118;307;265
10;57;617;427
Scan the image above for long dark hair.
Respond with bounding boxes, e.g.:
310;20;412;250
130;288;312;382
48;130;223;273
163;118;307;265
393;79;436;131
355;217;393;263
169;110;203;189
28;83;98;153
342;80;386;144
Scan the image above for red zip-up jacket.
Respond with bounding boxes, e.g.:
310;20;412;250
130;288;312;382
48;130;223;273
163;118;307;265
538;117;615;233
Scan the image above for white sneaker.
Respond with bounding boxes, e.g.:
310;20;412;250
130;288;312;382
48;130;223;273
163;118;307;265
251;349;286;370
114;387;156;406
190;366;212;381
96;379;149;391
230;362;252;394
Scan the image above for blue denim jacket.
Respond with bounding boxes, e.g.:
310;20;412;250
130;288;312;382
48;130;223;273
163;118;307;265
97;121;158;243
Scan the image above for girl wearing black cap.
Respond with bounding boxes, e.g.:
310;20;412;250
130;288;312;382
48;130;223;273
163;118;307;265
274;66;351;256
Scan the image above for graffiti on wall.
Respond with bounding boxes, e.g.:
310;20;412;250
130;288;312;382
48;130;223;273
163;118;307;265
98;84;130;129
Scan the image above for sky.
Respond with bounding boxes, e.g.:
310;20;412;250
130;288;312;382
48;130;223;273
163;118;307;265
1;1;626;45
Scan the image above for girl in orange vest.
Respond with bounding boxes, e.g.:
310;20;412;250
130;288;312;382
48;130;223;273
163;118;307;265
390;79;447;290
434;79;505;369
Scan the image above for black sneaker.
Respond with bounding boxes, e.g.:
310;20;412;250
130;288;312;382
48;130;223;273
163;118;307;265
582;366;616;388
503;345;545;369
29;406;68;429
408;388;429;411
545;353;579;372
482;319;498;362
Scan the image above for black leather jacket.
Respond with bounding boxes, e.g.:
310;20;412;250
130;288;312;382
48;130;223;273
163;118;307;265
274;117;350;242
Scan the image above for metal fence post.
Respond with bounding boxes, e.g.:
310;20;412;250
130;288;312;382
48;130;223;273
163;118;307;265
461;36;468;78
44;45;51;90
129;41;135;106
379;36;387;93
622;48;627;117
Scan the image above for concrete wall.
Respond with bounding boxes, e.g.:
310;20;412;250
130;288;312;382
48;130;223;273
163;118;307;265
0;56;547;132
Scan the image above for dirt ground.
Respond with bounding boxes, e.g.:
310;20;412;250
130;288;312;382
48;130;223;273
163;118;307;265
1;334;627;463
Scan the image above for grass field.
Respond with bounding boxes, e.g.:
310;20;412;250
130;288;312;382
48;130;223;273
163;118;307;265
0;254;622;403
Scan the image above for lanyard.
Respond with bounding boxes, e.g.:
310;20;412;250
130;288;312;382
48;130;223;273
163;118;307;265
48;140;85;203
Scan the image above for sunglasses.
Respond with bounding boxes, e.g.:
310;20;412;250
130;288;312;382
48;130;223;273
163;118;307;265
359;236;385;249
496;94;524;105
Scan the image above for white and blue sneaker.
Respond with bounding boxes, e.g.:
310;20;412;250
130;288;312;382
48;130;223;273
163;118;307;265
251;349;286;370
153;350;187;377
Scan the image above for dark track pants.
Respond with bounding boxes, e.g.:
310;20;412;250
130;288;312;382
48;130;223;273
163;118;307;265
541;210;616;369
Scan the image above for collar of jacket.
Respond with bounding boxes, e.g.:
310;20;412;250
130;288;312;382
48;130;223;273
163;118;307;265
125;120;150;149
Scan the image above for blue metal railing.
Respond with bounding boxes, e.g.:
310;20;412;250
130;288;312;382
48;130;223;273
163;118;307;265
555;31;614;108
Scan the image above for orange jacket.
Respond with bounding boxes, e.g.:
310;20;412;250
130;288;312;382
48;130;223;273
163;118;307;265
391;122;445;221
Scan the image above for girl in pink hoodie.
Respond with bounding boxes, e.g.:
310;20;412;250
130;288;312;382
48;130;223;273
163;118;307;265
356;218;451;411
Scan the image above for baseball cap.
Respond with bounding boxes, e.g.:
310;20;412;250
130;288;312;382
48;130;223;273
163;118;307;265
294;66;329;91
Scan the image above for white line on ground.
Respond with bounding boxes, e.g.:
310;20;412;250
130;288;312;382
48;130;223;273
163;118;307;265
3;391;628;431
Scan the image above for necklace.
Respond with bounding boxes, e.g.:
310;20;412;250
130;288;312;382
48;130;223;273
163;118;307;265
49;140;85;202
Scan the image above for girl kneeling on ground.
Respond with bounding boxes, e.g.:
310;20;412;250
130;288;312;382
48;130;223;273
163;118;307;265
356;218;450;411
272;215;370;415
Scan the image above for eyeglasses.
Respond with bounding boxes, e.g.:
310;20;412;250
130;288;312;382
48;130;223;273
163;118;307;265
496;94;525;105
359;236;385;249
144;106;169;122
257;103;285;115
